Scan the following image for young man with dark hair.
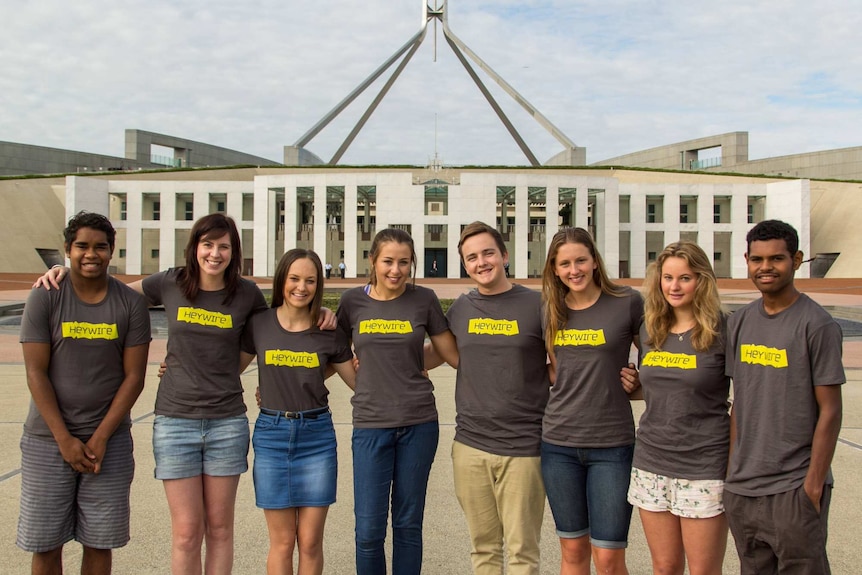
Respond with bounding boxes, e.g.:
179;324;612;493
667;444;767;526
18;211;151;575
724;219;844;574
429;221;549;574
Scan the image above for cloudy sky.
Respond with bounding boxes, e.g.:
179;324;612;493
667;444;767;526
2;0;860;166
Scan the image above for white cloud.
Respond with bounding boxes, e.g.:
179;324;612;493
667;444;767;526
1;0;859;165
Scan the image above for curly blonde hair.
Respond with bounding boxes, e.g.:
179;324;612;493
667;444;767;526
643;241;722;352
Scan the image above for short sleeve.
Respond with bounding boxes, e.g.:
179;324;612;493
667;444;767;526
240;313;257;355
19;287;53;344
125;288;152;347
425;290;449;336
142;270;168;307
809;320;846;387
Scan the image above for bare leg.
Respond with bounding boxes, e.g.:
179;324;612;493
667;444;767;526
559;536;591;575
639;508;685;575
202;474;241;575
163;476;206;575
31;547;62;575
81;546;112;575
591;547;628;575
680;514;728;575
295;507;329;575
263;508;298;575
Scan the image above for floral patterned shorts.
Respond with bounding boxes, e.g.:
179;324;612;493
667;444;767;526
627;467;725;519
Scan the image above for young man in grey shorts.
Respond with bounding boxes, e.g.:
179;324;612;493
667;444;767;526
724;219;844;574
18;211;150;574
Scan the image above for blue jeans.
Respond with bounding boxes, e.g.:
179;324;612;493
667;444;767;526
541;441;634;549
352;421;439;575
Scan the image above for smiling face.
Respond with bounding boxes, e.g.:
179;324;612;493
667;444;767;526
745;238;802;298
66;227;112;281
283;257;318;311
371;240;412;296
460;232;509;294
553;241;598;296
660;256;697;312
196;232;232;280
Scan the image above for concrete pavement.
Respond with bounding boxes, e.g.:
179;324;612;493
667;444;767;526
1;278;862;573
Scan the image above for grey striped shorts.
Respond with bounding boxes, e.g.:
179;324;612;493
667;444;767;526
17;430;135;552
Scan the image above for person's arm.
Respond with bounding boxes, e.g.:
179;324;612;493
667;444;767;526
429;329;459;369
331;360;357;391
423;341;445;371
34;268;146;297
125;278;145;295
804;384;843;511
85;342;149;473
33;266;67;290
22;342;96;473
622;363;642;399
317;307;337;331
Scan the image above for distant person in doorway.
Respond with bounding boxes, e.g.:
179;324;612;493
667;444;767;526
338;260;346;278
325;262;332;279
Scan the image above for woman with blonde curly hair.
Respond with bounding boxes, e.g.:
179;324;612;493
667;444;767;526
541;227;643;575
627;241;730;575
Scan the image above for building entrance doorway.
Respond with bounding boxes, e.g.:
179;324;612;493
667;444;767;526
424;248;446;278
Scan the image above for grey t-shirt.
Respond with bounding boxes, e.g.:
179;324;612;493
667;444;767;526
143;269;267;418
633;319;730;479
336;285;449;428
20;276;151;441
447;285;549;456
725;294;845;496
242;308;353;412
543;287;643;448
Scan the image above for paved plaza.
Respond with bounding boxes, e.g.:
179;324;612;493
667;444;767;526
1;276;861;573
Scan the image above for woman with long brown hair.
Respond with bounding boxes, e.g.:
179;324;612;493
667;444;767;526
336;228;458;575
541;227;642;575
242;248;356;574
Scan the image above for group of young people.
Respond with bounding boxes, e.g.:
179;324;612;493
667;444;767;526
18;210;843;575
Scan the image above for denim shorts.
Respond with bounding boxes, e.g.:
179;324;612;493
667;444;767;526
252;410;337;509
541;441;634;549
153;415;249;480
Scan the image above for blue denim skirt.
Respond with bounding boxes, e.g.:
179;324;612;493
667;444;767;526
252;409;337;509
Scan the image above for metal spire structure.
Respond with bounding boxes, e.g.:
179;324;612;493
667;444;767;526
288;1;581;166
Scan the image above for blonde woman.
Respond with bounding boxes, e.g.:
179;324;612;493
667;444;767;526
627;241;729;575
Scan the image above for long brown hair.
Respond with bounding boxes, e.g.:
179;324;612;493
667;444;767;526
541;227;625;354
368;228;417;289
271;249;324;325
643;241;722;352
177;213;243;304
